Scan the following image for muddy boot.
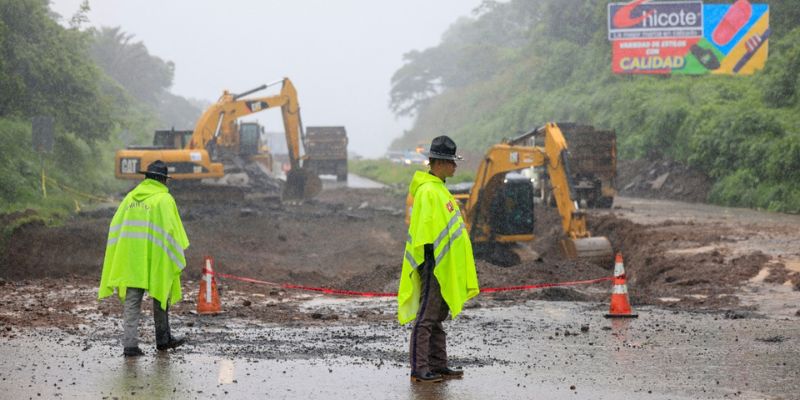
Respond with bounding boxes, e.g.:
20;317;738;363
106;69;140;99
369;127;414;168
123;347;144;357
156;335;187;351
432;367;463;379
410;371;443;383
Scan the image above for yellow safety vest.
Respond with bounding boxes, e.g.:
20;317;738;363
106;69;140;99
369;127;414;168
98;179;189;309
397;171;479;324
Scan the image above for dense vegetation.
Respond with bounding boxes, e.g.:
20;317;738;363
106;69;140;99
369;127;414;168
390;0;800;213
0;0;200;217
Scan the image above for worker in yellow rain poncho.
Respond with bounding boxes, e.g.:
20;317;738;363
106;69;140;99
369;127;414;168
398;136;479;383
99;160;189;357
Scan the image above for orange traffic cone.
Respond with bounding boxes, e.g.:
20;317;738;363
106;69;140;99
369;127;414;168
604;252;638;318
197;256;221;314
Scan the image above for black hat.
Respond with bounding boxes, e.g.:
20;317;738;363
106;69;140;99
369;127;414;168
426;135;463;161
138;160;170;179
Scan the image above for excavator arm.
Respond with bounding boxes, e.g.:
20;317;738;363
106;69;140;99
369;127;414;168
537;123;613;263
461;122;613;264
185;78;320;200
189;79;304;168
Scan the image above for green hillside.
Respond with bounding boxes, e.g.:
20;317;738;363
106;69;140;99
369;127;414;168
390;0;800;213
0;0;200;219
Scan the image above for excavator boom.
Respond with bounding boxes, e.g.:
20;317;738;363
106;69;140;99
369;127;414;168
531;123;613;264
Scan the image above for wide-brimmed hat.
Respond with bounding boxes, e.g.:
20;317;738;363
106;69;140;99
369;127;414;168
138;160;170;179
426;135;463;161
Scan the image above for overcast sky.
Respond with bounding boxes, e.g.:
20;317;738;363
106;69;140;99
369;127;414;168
49;0;485;157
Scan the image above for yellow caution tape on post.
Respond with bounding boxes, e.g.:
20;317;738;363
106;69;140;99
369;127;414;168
44;177;110;202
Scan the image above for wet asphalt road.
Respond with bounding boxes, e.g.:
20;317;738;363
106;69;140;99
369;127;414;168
321;173;387;189
1;297;797;399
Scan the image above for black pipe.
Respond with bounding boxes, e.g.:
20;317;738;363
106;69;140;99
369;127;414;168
507;125;546;146
233;84;268;100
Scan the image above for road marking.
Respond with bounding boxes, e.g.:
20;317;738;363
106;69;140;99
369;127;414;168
218;359;235;384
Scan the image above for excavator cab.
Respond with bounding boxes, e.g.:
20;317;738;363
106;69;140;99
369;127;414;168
238;122;262;156
468;172;535;240
150;129;193;150
488;173;534;237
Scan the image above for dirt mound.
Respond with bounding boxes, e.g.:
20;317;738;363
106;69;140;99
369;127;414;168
336;263;398;294
0;181;784;327
589;213;771;310
0;214;109;280
0;187;408;285
618;159;712;203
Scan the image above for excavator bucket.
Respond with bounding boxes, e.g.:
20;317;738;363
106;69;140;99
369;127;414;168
283;168;322;201
560;236;614;267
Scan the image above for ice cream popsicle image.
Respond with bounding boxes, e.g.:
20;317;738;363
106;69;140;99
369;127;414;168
713;0;752;46
733;28;771;73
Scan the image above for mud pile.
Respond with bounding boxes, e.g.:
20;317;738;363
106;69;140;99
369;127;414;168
589;213;775;309
617;159;712;203
1;181;791;330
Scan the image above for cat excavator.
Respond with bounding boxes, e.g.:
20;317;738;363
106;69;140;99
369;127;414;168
114;77;321;200
406;122;614;265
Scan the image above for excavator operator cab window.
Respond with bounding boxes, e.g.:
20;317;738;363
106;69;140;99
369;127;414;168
489;173;534;236
239;123;261;156
153;130;193;149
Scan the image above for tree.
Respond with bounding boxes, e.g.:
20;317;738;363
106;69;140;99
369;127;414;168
389;1;543;117
90;27;175;107
0;0;115;142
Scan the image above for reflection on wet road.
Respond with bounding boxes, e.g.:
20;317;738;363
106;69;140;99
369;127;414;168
0;300;797;399
322;174;386;189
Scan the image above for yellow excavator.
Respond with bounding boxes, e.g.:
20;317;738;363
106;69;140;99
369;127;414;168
114;77;321;200
406;122;613;265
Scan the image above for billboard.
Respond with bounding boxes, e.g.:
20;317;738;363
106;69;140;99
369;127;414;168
608;0;769;75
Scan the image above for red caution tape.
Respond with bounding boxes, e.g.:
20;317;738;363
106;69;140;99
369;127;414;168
479;276;614;293
282;283;396;297
212;271;613;298
214;272;281;287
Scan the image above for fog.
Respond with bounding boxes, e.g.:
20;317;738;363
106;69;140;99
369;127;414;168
48;0;484;158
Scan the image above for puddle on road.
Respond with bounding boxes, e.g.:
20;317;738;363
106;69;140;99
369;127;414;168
322;174;386;190
739;282;800;319
0;301;797;399
750;267;771;283
784;259;800;273
300;295;394;309
665;245;719;256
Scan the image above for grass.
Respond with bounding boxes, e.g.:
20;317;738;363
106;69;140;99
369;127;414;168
349;159;475;187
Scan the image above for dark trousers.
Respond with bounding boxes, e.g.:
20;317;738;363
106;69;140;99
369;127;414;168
409;259;450;374
122;288;172;348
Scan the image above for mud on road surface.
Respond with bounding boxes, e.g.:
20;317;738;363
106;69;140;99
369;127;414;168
1;180;799;398
0;298;797;399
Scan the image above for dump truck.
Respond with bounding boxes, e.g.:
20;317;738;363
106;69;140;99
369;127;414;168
526;123;617;208
303;126;348;182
